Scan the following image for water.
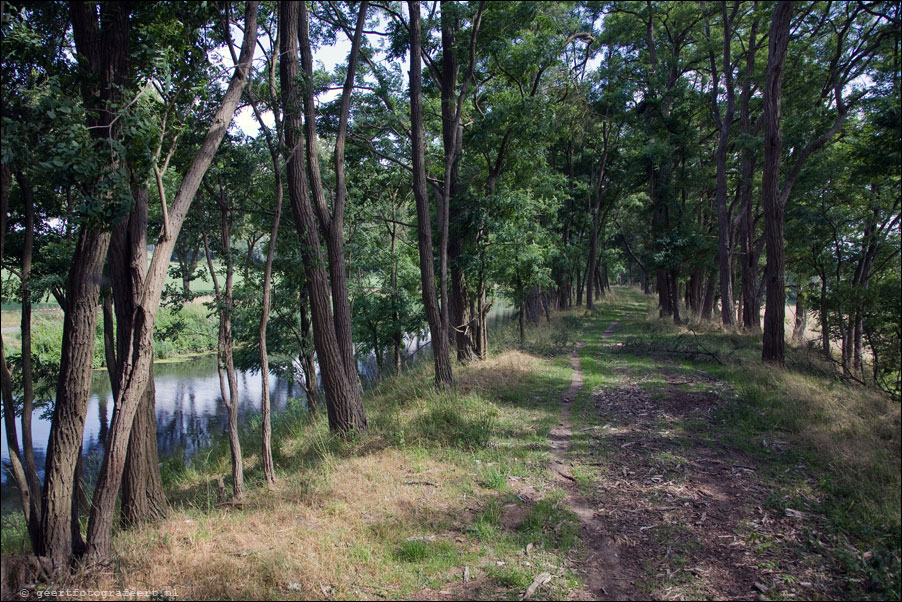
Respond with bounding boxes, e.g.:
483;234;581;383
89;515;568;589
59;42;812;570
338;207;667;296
0;308;515;513
0;356;305;510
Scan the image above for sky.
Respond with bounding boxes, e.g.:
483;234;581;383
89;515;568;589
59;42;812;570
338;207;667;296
231;24;381;137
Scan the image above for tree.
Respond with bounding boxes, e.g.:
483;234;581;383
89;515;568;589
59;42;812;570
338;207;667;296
408;0;454;387
706;1;741;327
279;0;367;431
347;161;426;377
761;1;895;364
490;191;555;345
201;166;246;501
39;1;133;568
81;0;259;564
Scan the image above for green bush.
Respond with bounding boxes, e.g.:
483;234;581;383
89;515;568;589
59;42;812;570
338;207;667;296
153;304;217;357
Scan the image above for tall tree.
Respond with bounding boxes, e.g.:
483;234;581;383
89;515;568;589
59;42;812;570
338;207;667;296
761;1;894;363
296;1;368;395
707;2;741;327
202;176;244;501
409;0;454;386
736;7;764;332
39;0;133;568
279;0;367;431
81;1;259;564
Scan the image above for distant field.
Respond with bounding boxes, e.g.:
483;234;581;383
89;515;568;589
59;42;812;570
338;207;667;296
1;260;228;310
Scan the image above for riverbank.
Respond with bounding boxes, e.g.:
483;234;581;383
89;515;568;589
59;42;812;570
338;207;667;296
4;287;899;600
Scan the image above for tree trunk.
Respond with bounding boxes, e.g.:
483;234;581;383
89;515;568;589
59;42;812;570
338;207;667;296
819;274;830;355
586;198;602;309
180;257;193;297
299;288;319;414
121;371;167;525
525;286;543;325
408;1;453;387
439;5;485;361
109;182;167;526
83;2;258;564
296;1;368;395
16;172;43;529
711;3;737;328
791;279;806;344
670;270;682;325
450;242;476;362
701;270;716;321
391;219;403;373
280;1;369;427
761;1;793;365
657;269;671;317
542;290;552;323
40;1;131;568
1;162;43;555
519;303;526;347
258;163;282;486
738;11;762;332
575;267;583;307
70;448;86;556
41;227;112;567
475;277;488;360
203;210;244;502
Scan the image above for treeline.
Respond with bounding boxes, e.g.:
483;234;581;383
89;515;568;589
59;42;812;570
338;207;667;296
0;0;899;576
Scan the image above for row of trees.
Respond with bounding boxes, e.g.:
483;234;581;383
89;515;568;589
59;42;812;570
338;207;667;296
1;0;898;575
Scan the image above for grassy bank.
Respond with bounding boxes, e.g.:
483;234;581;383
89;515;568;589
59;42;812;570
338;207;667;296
6;305;591;600
134;311;589;600
4;287;899;600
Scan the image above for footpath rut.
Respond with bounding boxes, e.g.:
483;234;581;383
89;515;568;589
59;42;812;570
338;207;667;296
550;321;632;601
547;310;844;602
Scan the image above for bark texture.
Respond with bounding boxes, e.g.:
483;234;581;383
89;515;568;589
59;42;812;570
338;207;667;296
83;2;258;563
761;1;793;364
40;1;131;567
409;1;453;387
110;183;167;526
280;0;367;431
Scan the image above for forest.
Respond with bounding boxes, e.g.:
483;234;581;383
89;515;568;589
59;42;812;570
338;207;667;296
0;1;900;600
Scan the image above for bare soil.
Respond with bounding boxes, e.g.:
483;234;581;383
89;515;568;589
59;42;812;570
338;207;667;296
533;317;850;602
549;324;637;601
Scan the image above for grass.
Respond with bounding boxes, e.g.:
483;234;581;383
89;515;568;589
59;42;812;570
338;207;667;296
1;299;217;371
4;286;898;600
1;258;224;369
1;260;227;309
5;307;585;600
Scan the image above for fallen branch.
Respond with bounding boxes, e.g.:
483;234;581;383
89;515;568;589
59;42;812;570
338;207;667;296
684;326;725;365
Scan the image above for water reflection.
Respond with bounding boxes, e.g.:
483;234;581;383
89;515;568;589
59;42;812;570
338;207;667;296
1;307;516;512
1;356;301;509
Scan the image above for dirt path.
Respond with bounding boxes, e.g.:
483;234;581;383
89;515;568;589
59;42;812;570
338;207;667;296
551;322;633;601
560;314;841;601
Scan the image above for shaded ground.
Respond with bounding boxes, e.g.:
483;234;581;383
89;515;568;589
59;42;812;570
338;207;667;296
548;336;632;601
560;297;876;601
3;290;896;601
411;292;893;601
